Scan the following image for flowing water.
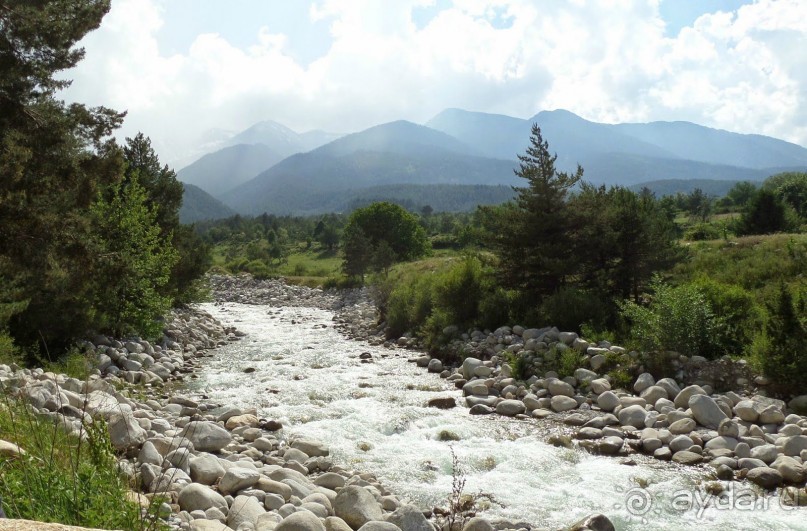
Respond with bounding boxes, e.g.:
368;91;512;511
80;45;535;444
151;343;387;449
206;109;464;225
187;302;804;530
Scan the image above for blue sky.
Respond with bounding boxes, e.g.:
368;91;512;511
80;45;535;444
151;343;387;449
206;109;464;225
62;0;806;165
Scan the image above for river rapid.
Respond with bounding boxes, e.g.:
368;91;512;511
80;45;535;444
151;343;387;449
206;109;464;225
186;301;804;530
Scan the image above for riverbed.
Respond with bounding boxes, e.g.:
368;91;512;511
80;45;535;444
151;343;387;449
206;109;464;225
186;301;804;530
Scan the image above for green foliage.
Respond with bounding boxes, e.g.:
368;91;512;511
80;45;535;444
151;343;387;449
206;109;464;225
0;397;144;528
725;181;758;209
480;124;582;299
0;2;208;355
607;368;634;390
684;222;723;241
571;184;682;302
691;278;764;356
673;234;807;294
763;172;807;219
538;287;614;334
88;178;177;337
342;224;374;281
752;283;807;396
737;188;794;235
345;201;430;261
506;352;530;381
43;349;94;381
557;348;584;379
619;277;723;358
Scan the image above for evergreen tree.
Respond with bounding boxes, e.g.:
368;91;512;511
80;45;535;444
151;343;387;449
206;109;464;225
757;283;807;395
739;189;790;235
480;124;582;299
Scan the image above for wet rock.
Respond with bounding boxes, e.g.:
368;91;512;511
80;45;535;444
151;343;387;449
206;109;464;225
569;513;616;531
746;467;783;489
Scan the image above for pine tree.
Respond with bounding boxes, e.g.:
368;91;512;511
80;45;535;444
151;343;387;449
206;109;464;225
481;124;582;299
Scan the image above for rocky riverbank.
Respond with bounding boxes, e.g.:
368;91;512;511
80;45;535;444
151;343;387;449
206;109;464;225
219;278;807;505
208;275;807;506
0;288;614;531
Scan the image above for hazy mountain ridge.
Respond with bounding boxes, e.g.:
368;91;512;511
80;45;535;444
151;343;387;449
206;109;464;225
181;108;807;219
179;183;236;223
177;144;284;197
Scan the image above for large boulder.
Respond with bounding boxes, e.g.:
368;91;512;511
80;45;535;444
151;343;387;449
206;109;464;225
547;379;575;397
569;513;616;531
462;518;494;531
618;405;647;429
461;358;483;379
189;454;225;485
334;486;383;530
219;467;261;495
178;483;228;513
276;511;328;531
385;505;431;531
180;421;232;452
291;438;329;457
689;395;728;429
496;400;526;417
107;412;147;451
227;495;267;529
746;467;783;490
674;385;706;409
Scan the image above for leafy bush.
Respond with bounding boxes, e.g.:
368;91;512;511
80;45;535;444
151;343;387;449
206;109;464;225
539;287;614;333
751;283;807;396
684;222;723;241
691;278;764;356
619;277;723;358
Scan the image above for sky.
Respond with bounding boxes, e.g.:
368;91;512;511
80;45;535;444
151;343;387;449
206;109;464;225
59;0;807;166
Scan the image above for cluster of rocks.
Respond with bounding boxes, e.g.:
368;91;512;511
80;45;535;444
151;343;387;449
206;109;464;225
2;363;436;531
208;274;386;344
209;275;342;310
409;325;807;503
75;307;243;387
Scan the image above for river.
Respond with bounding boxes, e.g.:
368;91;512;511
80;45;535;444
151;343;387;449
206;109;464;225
186;301;804;530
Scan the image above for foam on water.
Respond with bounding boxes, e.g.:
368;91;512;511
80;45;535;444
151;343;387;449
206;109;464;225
187;302;805;530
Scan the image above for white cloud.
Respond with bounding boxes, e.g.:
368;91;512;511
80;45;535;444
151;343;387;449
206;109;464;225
60;0;807;166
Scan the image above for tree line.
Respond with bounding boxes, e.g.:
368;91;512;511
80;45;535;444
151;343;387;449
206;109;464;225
0;1;209;361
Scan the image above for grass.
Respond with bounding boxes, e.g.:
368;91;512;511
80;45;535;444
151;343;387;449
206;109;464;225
672;233;807;298
0;394;155;529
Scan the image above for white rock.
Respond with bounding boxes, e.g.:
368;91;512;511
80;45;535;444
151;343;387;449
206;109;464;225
108;411;147;451
181;421;232;452
334;486;383;530
550;395;578;412
689;395;728;429
633;373;655;394
179;483;228;513
220;467;261;495
618;405;648;429
597;391;620;412
227;495;267;529
674;385;706;409
496;399;526;416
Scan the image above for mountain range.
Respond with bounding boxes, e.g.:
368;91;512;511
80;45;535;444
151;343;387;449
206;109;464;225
176;108;807;220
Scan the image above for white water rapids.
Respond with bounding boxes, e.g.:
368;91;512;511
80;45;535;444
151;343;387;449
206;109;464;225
187;302;804;530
